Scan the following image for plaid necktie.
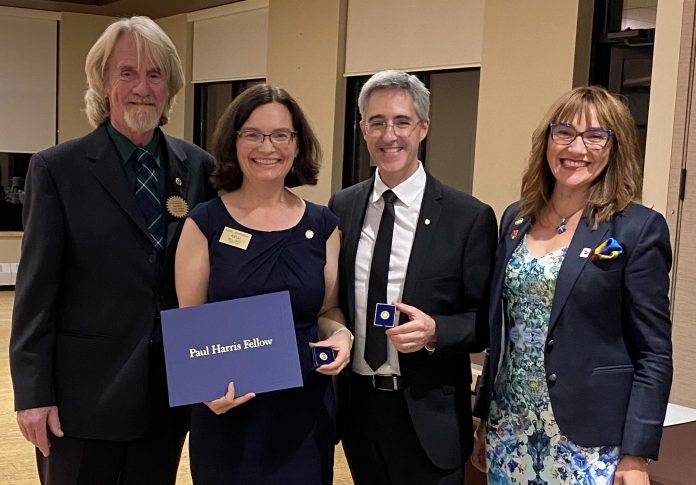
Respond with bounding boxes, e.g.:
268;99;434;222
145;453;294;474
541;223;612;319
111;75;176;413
364;189;398;371
133;147;164;251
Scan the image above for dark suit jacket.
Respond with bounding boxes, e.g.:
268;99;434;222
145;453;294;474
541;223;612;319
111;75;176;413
329;172;497;470
473;201;673;460
10;124;215;441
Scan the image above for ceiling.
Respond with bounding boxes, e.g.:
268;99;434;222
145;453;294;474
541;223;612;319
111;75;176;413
0;0;242;18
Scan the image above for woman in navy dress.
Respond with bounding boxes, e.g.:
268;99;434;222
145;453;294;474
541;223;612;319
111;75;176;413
175;84;352;484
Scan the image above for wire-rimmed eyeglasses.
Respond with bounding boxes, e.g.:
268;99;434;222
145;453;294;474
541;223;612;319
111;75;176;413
234;130;297;146
362;119;421;136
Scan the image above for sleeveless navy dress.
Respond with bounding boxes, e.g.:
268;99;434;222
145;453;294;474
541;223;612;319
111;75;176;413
187;197;338;485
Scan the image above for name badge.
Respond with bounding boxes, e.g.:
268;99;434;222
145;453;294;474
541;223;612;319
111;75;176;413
219;227;252;250
374;303;397;327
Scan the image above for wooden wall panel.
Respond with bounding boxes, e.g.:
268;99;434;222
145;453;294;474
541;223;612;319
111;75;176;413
667;0;696;407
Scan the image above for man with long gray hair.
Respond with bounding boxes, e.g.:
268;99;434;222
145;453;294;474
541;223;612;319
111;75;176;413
10;16;214;484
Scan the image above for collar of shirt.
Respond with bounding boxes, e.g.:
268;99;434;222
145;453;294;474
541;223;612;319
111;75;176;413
372;161;426;207
106;122;162;168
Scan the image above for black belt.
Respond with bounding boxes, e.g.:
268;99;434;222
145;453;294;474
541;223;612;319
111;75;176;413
355;372;403;391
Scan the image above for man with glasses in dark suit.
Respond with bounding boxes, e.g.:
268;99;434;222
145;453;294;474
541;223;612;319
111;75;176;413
330;70;497;484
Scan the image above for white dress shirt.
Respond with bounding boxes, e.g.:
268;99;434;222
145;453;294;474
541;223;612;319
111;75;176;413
353;162;426;376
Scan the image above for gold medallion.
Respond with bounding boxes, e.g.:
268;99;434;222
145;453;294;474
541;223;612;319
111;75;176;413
166;195;189;218
380;310;390;319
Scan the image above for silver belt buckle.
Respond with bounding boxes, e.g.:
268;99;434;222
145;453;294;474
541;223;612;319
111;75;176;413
372;374;398;391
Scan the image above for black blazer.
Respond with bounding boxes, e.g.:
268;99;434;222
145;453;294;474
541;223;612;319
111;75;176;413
474;201;673;460
329;173;497;469
10;124;215;440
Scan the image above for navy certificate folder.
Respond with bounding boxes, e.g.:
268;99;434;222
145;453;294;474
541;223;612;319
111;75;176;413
161;290;303;406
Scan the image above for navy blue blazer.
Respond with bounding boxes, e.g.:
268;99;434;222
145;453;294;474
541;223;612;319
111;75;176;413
473;201;673;460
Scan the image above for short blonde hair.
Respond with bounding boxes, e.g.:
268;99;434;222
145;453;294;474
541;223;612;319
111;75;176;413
519;85;643;227
84;16;184;128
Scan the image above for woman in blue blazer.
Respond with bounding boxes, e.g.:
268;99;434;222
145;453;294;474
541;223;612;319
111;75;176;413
471;86;672;484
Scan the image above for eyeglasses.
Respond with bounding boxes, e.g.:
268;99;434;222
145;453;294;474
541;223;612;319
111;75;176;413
234;130;297;146
363;119;420;136
549;122;613;150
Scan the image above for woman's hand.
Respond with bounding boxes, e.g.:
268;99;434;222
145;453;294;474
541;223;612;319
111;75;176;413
314;227;350;378
614;455;650;485
203;382;255;415
470;419;487;473
311;328;352;376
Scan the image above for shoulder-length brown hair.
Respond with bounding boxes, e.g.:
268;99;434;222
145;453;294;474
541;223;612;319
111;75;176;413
519;85;642;227
210;84;321;192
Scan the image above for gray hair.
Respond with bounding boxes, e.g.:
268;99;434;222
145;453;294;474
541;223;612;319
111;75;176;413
358;70;430;121
84;16;184;128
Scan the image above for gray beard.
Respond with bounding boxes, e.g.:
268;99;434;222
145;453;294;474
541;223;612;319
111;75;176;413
124;106;161;133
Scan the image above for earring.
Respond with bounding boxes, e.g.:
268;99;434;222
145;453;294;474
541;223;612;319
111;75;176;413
290;165;297;175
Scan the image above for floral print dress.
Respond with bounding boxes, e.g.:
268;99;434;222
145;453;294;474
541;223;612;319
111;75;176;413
486;237;621;485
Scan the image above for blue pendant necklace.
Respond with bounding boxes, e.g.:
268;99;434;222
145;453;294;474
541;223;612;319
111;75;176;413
550;203;583;234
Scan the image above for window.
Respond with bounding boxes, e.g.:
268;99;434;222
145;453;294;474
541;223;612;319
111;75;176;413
342;68;480;194
0;152;31;230
193;79;265;151
590;0;657;166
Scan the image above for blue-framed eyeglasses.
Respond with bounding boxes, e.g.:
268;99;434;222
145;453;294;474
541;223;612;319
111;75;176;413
549;122;613;150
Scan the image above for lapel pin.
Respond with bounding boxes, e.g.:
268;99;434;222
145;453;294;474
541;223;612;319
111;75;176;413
166;195;189;218
424;218;431;225
305;230;314;239
514;218;524;225
579;247;591;258
511;229;519;239
175;177;183;186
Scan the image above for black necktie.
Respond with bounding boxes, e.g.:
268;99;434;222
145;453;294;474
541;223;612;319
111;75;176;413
133;148;164;251
365;189;397;371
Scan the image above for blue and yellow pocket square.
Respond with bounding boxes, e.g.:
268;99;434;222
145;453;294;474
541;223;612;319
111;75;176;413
592;238;623;261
